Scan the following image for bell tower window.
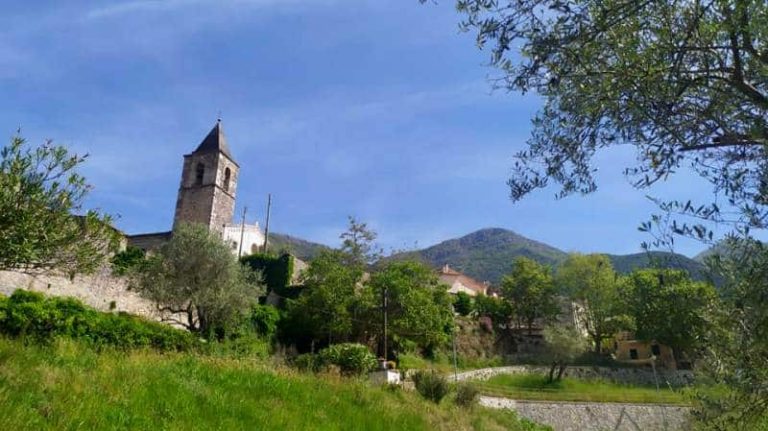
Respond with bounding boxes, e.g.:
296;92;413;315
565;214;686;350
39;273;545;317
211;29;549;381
195;163;205;186
223;167;231;192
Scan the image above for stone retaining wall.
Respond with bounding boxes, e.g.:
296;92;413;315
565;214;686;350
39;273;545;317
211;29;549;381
480;396;691;431
0;269;170;323
456;365;695;387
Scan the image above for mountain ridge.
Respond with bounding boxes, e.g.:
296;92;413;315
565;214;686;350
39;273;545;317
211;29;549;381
270;227;709;284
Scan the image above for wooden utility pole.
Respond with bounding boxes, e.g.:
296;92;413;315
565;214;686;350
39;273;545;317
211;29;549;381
382;287;388;365
262;193;272;253
237;206;247;258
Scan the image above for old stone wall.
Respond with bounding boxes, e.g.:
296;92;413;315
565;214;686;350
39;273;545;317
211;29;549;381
479;396;691;431
456;365;695;387
0;269;167;322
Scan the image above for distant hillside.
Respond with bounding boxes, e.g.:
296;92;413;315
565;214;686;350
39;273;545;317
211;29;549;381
392;228;708;285
606;251;710;281
391;228;568;284
268;233;330;261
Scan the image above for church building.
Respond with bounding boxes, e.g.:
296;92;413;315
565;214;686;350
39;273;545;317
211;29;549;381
127;120;265;255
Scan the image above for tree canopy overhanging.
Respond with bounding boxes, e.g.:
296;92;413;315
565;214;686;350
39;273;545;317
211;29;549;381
437;0;767;236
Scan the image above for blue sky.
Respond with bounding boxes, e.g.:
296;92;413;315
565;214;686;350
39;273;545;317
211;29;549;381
2;0;724;257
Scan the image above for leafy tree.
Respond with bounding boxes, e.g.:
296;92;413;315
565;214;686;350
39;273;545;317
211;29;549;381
474;293;513;331
285;249;363;346
340;216;381;267
135;223;262;338
439;0;768;241
555;254;627;353
453;291;474;316
0;135;118;274
366;260;454;356
500;257;559;334
693;238;768;430
542;325;588;383
622;268;717;359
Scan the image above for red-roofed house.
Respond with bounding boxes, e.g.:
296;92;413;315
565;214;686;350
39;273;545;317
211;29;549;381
438;264;489;296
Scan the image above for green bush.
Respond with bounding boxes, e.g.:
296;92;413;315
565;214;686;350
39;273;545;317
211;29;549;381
453;292;474;316
455;382;479;408
248;304;280;339
412;370;450;403
110;246;147;275
318;343;377;375
0;290;194;351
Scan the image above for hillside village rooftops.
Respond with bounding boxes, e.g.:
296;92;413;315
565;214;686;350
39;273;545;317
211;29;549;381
438;264;488;296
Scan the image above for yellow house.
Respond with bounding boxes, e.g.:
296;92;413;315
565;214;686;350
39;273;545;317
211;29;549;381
612;331;677;369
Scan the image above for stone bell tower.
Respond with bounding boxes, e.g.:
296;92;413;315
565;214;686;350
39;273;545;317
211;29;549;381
173;119;239;234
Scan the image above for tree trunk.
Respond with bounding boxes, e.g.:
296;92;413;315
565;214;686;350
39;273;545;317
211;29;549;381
556;362;566;381
548;362;557;383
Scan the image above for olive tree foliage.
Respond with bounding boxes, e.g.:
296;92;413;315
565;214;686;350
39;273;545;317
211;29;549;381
135;223;263;338
555;254;629;353
0;135;119;274
500;257;559;334
693;239;768;430
543;325;588;382
431;0;768;244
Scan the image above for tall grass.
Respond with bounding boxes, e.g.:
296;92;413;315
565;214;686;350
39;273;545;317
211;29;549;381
0;337;548;431
475;373;690;405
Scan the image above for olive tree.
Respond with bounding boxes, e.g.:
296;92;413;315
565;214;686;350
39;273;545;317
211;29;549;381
0;135;118;274
135;223;262;338
543;325;588;383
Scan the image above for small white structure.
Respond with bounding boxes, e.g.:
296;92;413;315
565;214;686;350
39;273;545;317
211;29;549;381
223;222;266;256
369;369;402;386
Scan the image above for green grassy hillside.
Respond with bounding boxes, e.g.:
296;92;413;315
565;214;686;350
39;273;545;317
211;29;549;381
269;232;330;261
392;228;567;284
0;337;547;431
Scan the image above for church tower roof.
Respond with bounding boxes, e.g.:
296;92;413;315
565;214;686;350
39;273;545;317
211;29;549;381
192;119;235;162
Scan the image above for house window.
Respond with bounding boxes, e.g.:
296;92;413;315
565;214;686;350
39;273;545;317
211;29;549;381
231;241;238;250
223;167;231;192
630;349;638;360
195;163;205;186
651;344;661;356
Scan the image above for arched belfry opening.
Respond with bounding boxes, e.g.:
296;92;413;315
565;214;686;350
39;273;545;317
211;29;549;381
223;167;231;192
195;163;205;186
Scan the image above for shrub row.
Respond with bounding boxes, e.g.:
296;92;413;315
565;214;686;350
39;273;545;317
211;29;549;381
0;290;195;351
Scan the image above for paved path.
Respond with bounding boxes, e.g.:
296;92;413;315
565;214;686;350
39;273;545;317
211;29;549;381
479;396;691;431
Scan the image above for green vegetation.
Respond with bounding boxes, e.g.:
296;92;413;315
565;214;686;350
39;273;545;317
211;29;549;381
135;223;263;338
318;343;378;376
542;325;588;383
555;254;629;353
501;257;558;334
0;337;548;431
240;252;294;294
110;246;147;276
475;374;689;405
622;269;717;358
0;135;118;274
0;290;194;351
412;370;451;404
